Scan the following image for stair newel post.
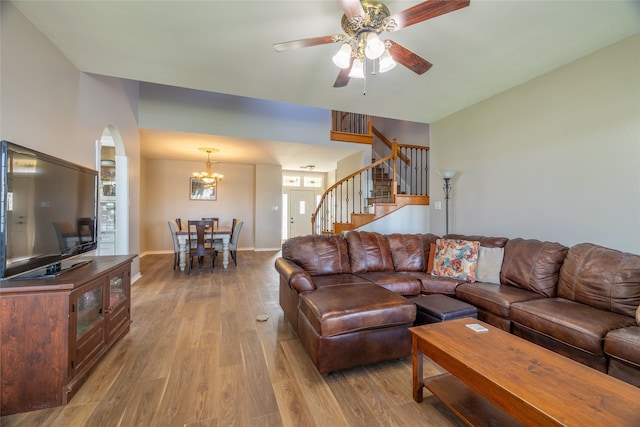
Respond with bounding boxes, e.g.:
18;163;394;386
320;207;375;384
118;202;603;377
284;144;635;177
392;139;398;202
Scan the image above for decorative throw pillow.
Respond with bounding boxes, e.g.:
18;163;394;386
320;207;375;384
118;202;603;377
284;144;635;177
475;246;504;284
636;305;640;325
431;239;480;282
427;243;436;273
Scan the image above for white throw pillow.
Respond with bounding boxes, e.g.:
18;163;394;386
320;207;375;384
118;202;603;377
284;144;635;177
475;246;504;284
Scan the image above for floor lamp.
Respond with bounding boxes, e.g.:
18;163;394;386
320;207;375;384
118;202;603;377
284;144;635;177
440;169;457;235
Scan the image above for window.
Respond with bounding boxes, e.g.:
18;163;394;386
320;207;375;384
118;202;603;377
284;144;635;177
283;176;300;187
303;176;322;188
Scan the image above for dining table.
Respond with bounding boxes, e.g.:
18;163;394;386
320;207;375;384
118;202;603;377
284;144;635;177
175;226;232;270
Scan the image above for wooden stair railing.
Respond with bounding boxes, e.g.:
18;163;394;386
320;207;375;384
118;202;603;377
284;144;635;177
312;140;430;234
330;111;373;144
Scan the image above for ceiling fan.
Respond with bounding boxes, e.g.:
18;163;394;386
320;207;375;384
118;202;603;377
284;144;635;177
273;0;470;88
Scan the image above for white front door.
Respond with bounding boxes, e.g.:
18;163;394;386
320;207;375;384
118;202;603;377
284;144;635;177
289;190;315;238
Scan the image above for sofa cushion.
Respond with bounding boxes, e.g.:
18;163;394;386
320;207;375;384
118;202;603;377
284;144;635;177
345;231;394;273
604;326;640;367
298;283;416;337
432;239;479;282
476;246;504;284
411;272;462;295
456;282;545;318
282;234;350;276
444;234;508;248
353;271;422;296
386;233;425;272
501;238;568;297
312;274;374;289
510;298;637;356
558;243;640;318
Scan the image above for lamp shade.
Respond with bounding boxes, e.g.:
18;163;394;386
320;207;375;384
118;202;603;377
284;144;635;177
440;169;457;179
332;43;352;69
364;33;385;60
378;49;396;73
349;58;365;79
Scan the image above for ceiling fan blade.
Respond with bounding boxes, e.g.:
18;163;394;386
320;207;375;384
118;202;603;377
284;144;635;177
385;0;470;31
273;34;345;52
333;58;354;87
337;0;366;19
387;40;432;75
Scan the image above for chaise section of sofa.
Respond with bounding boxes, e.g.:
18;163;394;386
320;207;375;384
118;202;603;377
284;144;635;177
510;243;640;372
296;283;416;374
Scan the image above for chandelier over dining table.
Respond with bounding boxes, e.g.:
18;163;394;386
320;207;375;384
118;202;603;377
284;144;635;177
193;147;223;183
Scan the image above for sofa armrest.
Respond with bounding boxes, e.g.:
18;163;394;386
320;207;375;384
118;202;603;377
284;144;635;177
275;257;315;293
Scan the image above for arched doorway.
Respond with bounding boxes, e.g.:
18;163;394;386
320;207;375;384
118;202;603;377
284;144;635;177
97;126;129;255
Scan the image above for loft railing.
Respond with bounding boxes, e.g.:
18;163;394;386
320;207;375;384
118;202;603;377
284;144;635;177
330;111;373;144
312;140;429;234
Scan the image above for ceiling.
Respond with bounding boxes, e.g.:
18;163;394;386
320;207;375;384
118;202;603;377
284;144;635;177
12;1;640;169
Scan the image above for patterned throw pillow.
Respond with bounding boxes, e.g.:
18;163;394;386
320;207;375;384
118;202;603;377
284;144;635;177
431;239;480;282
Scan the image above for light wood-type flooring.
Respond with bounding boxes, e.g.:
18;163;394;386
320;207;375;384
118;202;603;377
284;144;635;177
1;251;466;427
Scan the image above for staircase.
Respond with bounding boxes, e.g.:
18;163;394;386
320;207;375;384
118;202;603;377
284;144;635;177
312;112;430;234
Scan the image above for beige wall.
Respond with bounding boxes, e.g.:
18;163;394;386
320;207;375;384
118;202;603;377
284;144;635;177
430;34;640;254
142;159;255;254
1;2;142;276
255;164;282;250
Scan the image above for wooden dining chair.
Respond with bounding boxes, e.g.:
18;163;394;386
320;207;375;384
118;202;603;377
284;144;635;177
201;217;219;229
186;220;215;274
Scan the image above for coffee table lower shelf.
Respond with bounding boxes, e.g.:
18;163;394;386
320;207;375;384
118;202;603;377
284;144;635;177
424;373;523;427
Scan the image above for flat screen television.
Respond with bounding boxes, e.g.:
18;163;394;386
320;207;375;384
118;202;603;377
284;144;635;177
0;141;98;279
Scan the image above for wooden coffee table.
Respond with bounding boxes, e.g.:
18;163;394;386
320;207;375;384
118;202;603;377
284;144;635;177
410;318;640;427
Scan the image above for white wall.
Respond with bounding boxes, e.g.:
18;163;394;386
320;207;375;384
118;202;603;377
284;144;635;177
358;206;430;234
430;34;640;254
1;2;142;276
142;159;254;254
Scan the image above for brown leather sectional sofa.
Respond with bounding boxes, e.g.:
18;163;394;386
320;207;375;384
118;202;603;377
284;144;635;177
275;231;640;386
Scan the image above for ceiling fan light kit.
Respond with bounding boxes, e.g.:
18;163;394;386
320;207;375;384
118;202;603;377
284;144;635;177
273;0;471;88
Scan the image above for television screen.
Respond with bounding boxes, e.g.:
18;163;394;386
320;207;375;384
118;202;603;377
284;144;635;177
0;141;98;279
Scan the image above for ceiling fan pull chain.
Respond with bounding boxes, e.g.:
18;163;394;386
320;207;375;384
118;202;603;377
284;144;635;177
363;59;367;96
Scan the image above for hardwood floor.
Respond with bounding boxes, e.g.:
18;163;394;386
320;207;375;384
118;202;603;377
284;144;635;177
1;251;465;427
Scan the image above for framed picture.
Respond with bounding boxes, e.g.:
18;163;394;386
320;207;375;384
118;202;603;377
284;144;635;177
190;177;217;200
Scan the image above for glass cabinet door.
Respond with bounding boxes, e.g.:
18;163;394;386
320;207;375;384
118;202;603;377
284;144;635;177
76;284;104;339
109;270;127;309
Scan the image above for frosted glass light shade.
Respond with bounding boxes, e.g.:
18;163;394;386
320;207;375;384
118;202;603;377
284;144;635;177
332;43;352;69
349;58;365;79
378;49;396;73
364;33;385;60
440;169;457;179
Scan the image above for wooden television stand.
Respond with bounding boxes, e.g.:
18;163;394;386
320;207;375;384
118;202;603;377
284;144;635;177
0;255;136;416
